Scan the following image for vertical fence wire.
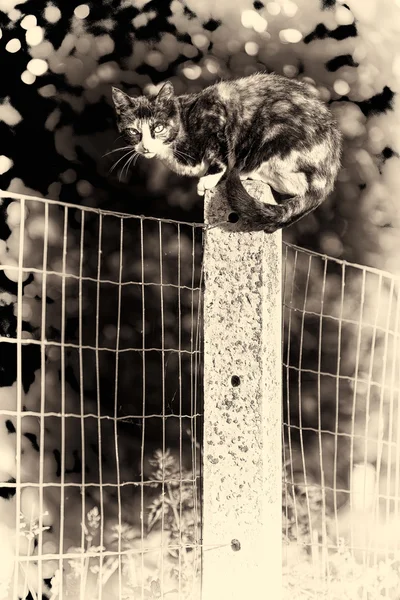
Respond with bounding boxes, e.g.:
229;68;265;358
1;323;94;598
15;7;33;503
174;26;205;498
387;283;400;560
38;200;49;599
95;211;105;600
158;219;166;597
78;209;87;600
332;261;345;552
113;218;124;599
140;215;146;600
13;196;25;599
58;205;68;600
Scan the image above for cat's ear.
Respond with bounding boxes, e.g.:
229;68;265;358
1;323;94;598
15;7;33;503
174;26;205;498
112;87;133;113
156;81;174;102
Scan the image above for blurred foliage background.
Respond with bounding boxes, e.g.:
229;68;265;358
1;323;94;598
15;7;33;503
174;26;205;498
0;0;400;589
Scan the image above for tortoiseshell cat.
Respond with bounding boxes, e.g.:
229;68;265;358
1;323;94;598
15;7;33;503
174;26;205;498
112;73;342;232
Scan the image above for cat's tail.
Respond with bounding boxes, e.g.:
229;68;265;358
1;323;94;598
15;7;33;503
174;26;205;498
224;168;330;233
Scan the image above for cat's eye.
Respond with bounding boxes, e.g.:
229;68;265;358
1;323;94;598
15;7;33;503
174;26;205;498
154;124;165;134
130;128;139;136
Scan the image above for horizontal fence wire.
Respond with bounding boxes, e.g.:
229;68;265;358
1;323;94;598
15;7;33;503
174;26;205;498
0;190;204;600
282;241;400;600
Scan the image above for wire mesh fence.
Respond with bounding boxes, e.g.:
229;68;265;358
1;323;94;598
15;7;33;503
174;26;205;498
0;190;204;599
282;242;400;599
3;187;400;600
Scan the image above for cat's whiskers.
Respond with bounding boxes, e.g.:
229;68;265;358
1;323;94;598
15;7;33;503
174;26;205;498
176;148;195;161
120;151;138;182
118;151;138;181
173;148;196;164
129;152;140;172
102;145;134;158
109;149;136;174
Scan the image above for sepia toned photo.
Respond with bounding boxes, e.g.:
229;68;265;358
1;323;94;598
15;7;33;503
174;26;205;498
0;0;399;598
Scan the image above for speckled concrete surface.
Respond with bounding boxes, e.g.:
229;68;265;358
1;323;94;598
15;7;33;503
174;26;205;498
202;181;282;598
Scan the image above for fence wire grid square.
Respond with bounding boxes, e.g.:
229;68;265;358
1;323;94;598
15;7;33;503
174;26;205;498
0;191;204;600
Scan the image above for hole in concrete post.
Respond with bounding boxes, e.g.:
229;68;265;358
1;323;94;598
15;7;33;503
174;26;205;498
5;419;16;433
228;212;239;223
231;539;241;552
231;375;241;387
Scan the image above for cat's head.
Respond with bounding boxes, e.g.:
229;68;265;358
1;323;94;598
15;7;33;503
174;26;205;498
111;82;179;159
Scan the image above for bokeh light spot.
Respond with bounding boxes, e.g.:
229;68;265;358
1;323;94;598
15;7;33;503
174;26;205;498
18;301;33;321
335;5;354;25
302;76;316;86
283;64;298;77
245;41;259;56
20;14;37;29
44;5;61;23
146;51;164;67
60;169;77;184
26;26;44;47
132;13;148;28
182;64;202;80
95;34;115;57
353;44;367;62
74;4;90;19
317;86;331;102
75;36;92;54
279;29;302;43
241;10;268;31
241;9;255;27
170;0;183;13
84;74;99;89
76;180;93;197
27;58;48;76
253;17;268;33
368;126;384;143
38;84;56;97
267;2;281;15
4;267;29;283
21;70;36;85
204;58;219;74
7;201;27;227
182;44;198;59
282;1;298;17
31;40;54;59
6;39;21;53
191;33;209;49
97;62;119;82
334;79;350;96
0;156;13;175
320;232;343;257
8;9;21;21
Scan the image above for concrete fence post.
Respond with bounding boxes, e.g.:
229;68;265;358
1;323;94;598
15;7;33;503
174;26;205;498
202;180;282;599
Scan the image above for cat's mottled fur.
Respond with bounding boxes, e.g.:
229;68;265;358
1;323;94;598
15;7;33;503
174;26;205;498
112;73;342;232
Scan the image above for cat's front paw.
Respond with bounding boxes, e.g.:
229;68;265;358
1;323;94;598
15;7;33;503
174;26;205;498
197;180;205;196
197;173;224;196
